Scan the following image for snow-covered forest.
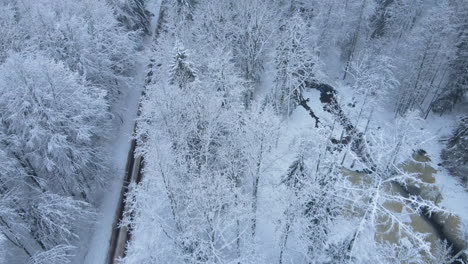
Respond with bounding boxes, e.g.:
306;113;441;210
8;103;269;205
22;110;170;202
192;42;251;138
0;0;467;263
0;0;149;262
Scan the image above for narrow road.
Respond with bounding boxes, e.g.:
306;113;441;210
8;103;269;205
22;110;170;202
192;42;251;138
104;2;163;263
105;132;143;264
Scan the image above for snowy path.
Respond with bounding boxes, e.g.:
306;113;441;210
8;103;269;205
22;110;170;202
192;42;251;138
70;66;142;264
72;1;162;263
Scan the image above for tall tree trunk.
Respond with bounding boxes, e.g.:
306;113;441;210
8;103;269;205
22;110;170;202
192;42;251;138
278;214;293;264
343;0;367;80
251;136;264;239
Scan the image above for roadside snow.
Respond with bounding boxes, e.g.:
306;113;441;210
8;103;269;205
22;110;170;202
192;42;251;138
78;69;143;264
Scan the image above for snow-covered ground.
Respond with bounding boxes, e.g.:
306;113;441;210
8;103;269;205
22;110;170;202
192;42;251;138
422;109;468;239
72;1;162;263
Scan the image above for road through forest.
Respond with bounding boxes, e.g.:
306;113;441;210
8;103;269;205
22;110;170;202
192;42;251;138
104;2;162;263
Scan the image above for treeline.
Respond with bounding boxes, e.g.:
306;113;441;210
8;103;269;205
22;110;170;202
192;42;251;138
122;0;466;264
0;0;148;263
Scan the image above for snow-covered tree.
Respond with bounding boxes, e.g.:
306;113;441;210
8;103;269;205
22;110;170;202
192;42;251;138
0;53;108;198
347;54;399;125
241;104;280;239
203;48;247;108
125;33;261;262
5;0;139;110
28;245;76;264
271;13;317;116
0;53;105;260
0;3;24;64
173;0;196;21
169;42;197;90
394;1;457;116
342;0;377;79
117;2;468;264
278;136;346;263
340;114;453;263
0;0;148;262
375;0;424;41
228;0;276;83
115;0;152;35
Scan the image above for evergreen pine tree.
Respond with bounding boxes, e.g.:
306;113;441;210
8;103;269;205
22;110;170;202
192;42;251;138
169;42;197;89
